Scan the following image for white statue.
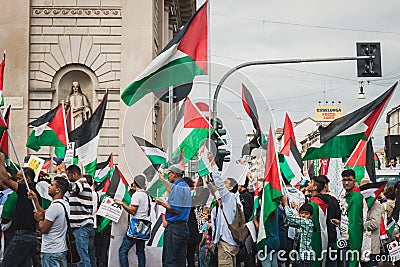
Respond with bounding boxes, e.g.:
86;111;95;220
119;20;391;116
65;81;92;129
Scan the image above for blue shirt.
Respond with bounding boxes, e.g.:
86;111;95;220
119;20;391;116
166;179;192;223
0;188;13;206
210;165;238;247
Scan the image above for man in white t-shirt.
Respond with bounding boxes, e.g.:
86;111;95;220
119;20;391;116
115;175;150;267
28;176;70;267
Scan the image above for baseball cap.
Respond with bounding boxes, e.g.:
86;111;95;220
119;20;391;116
134;175;146;189
167;164;184;175
53;157;64;165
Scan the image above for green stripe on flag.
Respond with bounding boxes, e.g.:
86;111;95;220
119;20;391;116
122;56;206;106
84;160;98;178
303;132;366;160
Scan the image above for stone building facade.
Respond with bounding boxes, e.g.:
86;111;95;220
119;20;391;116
0;0;195;174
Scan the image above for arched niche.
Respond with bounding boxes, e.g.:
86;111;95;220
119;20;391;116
52;64;99;109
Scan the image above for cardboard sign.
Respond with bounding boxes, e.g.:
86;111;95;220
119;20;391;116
387;241;400;262
27;155;45;182
64;142;75;167
97;197;123;223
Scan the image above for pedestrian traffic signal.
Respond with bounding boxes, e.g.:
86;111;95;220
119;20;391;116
356;42;382;77
210;118;231;171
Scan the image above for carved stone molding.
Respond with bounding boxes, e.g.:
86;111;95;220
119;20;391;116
31;8;121;18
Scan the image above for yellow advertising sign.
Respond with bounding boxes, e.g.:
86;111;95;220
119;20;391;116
315;106;344;122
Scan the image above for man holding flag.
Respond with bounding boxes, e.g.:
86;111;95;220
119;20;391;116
336;169;365;267
208;152;240;267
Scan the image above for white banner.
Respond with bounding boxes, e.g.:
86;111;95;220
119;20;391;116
97;197;123;223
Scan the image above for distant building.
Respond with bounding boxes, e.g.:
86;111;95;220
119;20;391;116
387;105;400;135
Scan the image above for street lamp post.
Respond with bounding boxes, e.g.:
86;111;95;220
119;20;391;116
212;55;374;128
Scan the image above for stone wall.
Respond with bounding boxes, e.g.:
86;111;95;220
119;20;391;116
29;0;122;162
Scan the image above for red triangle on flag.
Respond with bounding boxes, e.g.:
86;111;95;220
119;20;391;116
265;126;282;193
47;105;67;146
183;97;210;129
281;113;296;156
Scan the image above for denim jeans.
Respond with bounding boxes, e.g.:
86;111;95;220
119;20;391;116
41;251;67;267
1;231;37;267
162;222;190;267
119;234;146;267
73;224;95;267
260;251;278;267
199;245;208;267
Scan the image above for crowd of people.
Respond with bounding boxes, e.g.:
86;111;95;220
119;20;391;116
0;149;399;267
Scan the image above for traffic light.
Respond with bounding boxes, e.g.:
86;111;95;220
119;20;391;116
356;42;382;77
210;118;231;171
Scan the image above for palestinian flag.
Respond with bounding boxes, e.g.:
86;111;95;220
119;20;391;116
0;105;10;158
106;166;131;205
171;97;213;164
249;179;260;221
148;205;166;247
131;136;168;199
95;178;112;233
133;135;167;167
197;143;212;177
36;180;52;210
343;190;365;267
279;113;304;185
26;104;68;157
345;139;377;184
257;126;283;249
69;91;107;177
94;153;114;183
309;196;329;267
0;51;5;106
241;83;264;156
121;1;208;106
360;181;387;209
304;82;398;160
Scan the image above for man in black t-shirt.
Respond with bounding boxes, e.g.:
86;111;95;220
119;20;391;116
0;153;40;267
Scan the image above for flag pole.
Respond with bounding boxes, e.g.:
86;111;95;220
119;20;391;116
6;121;37;210
168;86;173;164
207;0;212;150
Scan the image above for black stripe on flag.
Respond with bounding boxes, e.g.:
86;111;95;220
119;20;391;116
28;104;60;127
69;92;108;147
147;216;163;247
106;166;122;198
366;139;377;182
290;139;304;169
319;82;397;143
133;135;159;149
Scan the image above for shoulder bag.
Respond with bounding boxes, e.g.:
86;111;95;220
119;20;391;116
127;192;152;240
56;201;81;264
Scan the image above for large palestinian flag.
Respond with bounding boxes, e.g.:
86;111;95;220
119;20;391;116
0;52;5;106
279;113;304;185
26;104;68;157
121;1;207;106
309;196;329;267
69;91;107;177
304;82;397;160
257;126;283;248
345;139;377;184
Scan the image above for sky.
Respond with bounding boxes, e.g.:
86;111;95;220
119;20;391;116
191;0;400;161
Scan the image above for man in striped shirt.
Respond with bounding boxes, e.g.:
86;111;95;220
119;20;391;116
66;165;95;267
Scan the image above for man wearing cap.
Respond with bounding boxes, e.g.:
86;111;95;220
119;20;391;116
156;164;192;267
116;175;150;267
